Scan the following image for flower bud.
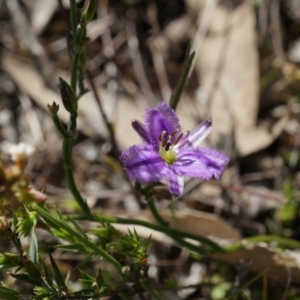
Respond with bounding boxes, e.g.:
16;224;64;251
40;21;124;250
59;77;78;114
81;0;98;23
28;187;47;203
47;102;59;115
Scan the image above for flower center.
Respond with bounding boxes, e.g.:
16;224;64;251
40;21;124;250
159;130;184;164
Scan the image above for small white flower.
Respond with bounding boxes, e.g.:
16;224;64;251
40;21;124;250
3;142;34;161
1;142;35;170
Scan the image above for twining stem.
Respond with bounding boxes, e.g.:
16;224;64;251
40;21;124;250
50;104;89;214
146;197;213;254
170;196;179;229
86;70;119;158
63;138;90;215
56;0;89;215
169;47;195;111
147;197;169;227
69;213;226;253
245;235;300;249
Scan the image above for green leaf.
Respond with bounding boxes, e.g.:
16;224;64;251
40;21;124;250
0;286;20;300
56;244;86;252
33;205;62;231
72;289;95;296
51;228;77;243
79;269;95;285
48;253;68;293
34;286;52;300
17;211;38;237
141;235;152;252
34;294;52;300
59;77;78;114
0;253;22;270
81;0;98;22
8;272;41;286
33;205;123;272
95;268;104;288
29;229;38;265
90;227;110;238
23;255;42;283
68;217;89;238
74;254;94;269
38;258;53;288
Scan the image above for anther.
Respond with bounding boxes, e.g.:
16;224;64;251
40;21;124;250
161;137;168;147
164;140;171;151
173;132;183;145
169;129;178;137
159;131;166;142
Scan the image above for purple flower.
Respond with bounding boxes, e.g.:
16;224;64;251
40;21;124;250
120;102;229;196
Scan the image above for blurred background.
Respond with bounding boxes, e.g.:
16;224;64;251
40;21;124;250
1;0;300;298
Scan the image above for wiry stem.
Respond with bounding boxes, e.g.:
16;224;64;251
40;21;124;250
68;213;226;253
147;197;169;227
71;51;81;94
63;137;90;215
169;46;195;111
69;0;78;37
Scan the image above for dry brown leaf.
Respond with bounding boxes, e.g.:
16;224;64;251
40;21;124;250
128;209;240;242
187;1;288;156
213;244;300;285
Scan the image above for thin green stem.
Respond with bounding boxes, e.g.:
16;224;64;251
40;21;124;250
63;139;90;215
68;112;78;132
169;47;195;111
139;191;210;253
147;197;169;227
78;68;86;97
50;113;68;139
170;196;179;229
245;235;300;249
168;234;212;254
69;213;226;253
71;51;81;94
69;0;78;37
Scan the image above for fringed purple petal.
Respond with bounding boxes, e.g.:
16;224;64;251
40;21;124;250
120;144;167;183
188;119;212;147
174;147;229;180
121;102;229;195
164;170;184;196
145;102;181;148
132;120;151;143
